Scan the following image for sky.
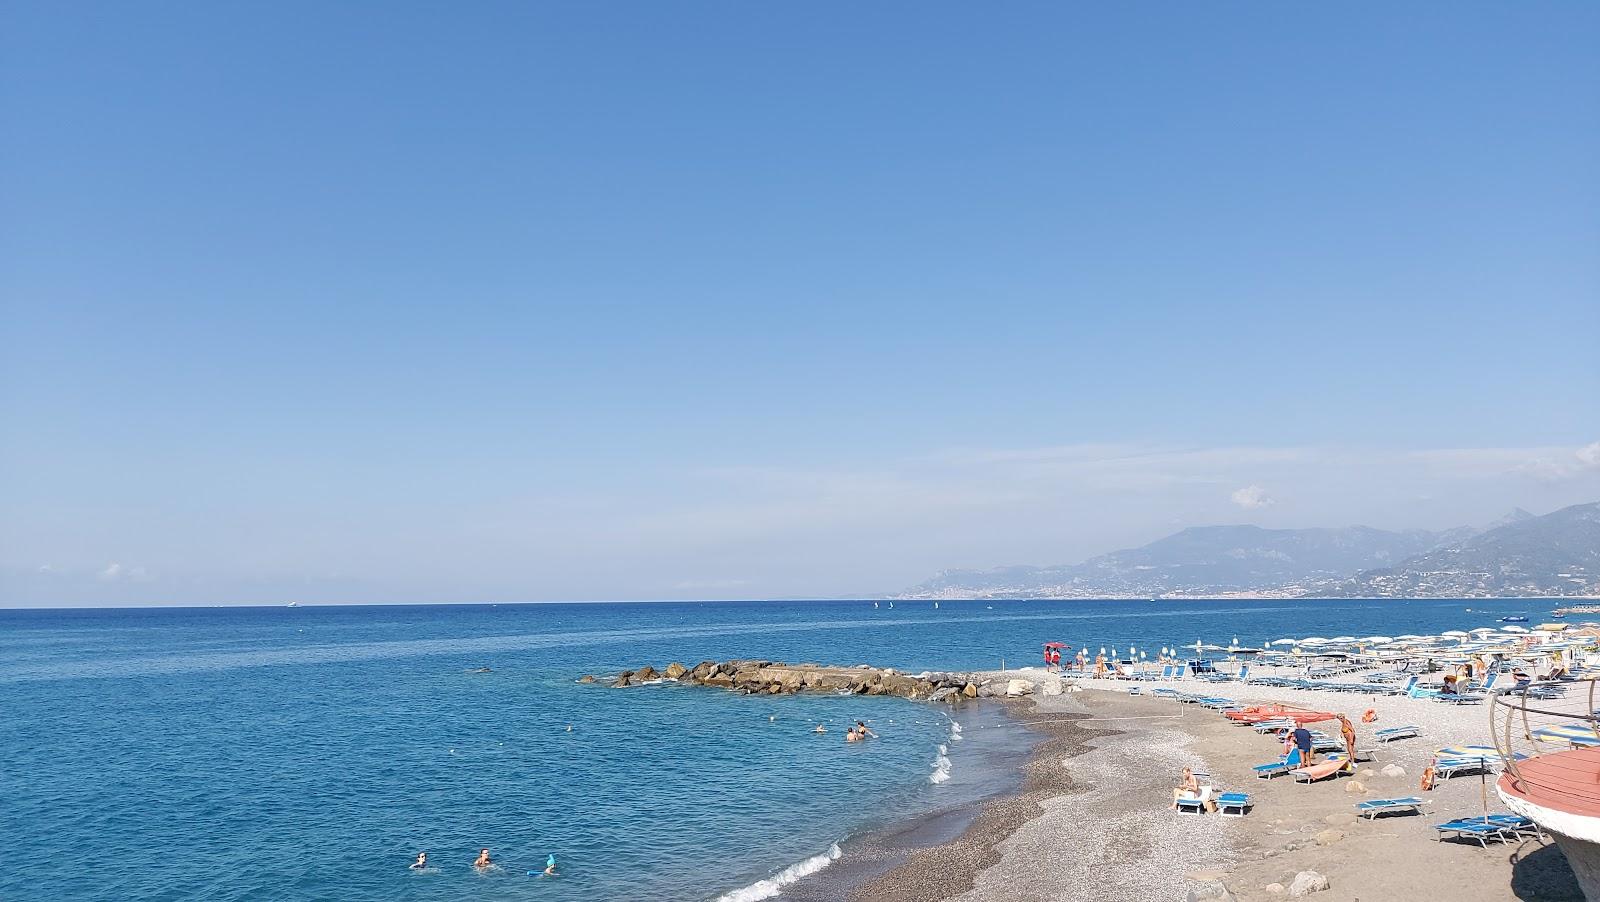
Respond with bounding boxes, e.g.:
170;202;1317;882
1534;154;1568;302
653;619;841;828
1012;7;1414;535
2;2;1597;606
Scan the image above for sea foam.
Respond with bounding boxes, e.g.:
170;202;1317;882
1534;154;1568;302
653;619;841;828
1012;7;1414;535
929;743;952;784
949;720;963;741
713;843;842;902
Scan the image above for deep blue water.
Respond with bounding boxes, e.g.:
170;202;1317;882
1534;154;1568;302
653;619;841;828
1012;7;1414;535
0;598;1556;900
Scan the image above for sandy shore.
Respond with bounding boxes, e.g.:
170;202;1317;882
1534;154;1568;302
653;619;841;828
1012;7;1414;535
819;668;1585;901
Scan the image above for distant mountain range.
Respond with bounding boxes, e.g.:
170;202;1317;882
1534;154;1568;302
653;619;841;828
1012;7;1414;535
896;502;1600;599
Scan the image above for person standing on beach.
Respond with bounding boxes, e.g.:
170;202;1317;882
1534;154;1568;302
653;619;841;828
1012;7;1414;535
1289;725;1315;764
1336;714;1357;761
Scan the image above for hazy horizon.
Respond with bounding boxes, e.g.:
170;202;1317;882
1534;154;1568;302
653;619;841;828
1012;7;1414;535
4;3;1598;607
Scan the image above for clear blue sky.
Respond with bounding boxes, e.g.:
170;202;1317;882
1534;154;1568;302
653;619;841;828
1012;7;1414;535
3;2;1597;605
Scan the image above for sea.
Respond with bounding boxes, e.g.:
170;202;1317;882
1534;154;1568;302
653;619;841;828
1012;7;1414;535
0;597;1556;901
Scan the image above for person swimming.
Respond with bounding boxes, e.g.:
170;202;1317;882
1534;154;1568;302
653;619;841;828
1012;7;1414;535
543;854;557;877
845;727;861;742
855;721;877;739
813;724;827;734
474;849;493;869
410;852;428;871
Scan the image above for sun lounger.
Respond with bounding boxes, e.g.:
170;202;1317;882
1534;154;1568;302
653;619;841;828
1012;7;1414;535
1434;815;1537;847
1174;795;1208;815
1217;792;1250;817
1290;759;1350;783
1375;725;1420;743
1356;797;1427;819
1434;818;1509;848
1484;814;1542;839
1254;759;1295;779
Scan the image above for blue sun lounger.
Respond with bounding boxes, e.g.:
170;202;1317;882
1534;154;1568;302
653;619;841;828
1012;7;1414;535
1356;797;1427;819
1174;795;1208;815
1435;818;1507;848
1434;815;1537;848
1253;759;1294;779
1217;792;1250;817
1375;725;1420;743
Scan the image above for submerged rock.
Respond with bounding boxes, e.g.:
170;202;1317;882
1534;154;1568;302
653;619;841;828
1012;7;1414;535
663;662;687;679
578;674;596;684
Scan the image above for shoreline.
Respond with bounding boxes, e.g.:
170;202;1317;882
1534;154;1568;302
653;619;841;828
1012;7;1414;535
842;697;1111;902
775;698;1061;902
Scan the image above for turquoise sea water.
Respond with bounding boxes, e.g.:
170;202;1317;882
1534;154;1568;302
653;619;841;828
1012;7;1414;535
0;598;1554;900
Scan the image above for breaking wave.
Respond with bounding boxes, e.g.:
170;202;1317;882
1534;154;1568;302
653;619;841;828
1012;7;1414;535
713;843;842;902
929;743;952;784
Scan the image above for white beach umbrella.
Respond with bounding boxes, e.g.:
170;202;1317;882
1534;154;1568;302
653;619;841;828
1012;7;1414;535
1270;638;1299;646
1441;630;1470;638
1330;636;1357;643
1361;636;1393;643
1301;637;1330;645
1502;626;1530;634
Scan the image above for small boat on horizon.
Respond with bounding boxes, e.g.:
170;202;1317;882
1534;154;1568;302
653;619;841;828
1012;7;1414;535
1500;616;1529;623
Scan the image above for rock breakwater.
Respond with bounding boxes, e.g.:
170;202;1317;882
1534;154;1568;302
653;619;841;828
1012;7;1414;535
599;660;1039;703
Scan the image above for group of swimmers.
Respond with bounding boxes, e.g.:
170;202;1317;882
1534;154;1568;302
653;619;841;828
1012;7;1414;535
409;849;557;877
810;720;879;742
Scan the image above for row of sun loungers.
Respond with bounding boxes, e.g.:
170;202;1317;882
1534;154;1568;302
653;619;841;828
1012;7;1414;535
1434;814;1543;848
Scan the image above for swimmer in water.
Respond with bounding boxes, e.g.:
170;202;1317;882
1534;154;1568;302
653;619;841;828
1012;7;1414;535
474;849;493;869
845;727;861;743
543;854;558;877
410;852;428;870
813;724;827;734
855;721;878;739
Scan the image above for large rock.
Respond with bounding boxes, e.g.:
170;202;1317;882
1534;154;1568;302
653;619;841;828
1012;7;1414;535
634;665;659;681
1314;829;1343;846
963;682;979;698
1380;764;1406;778
613;670;634;688
1264;884;1285;895
930;687;959;703
1288;871;1330;897
1342;780;1366;794
1006;679;1036;697
663;662;687;679
702;671;734;688
1185;880;1234;901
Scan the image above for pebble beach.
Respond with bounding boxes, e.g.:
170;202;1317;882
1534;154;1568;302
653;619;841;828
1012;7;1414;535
812;669;1585;902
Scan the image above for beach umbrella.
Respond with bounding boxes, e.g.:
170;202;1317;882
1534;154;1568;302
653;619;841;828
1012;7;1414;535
1270;638;1299;646
1502;626;1530;634
1301;637;1329;644
1361;636;1393;644
1330;636;1357;643
1441;631;1470;639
